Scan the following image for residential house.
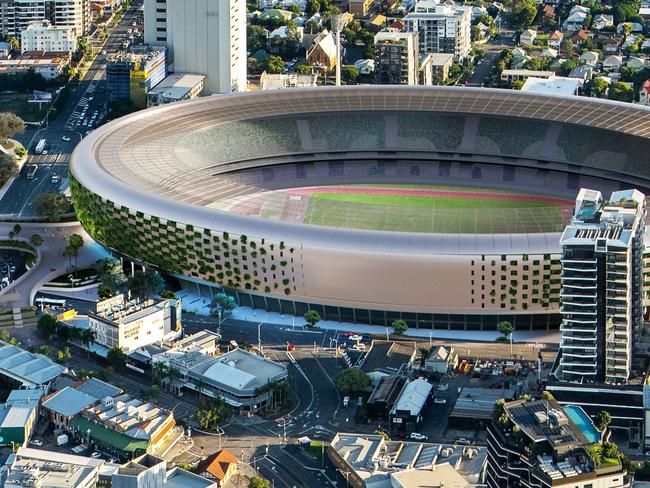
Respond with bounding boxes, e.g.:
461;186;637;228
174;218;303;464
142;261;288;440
269;24;304;42
425;346;458;374
562;5;589;32
541;47;558;58
365;13;386;32
617;22;644;34
640;5;650;23
197;450;239;486
348;0;373;16
389;18;403;30
603;54;623;72
568;64;593;82
591;13;613;30
639;79;650;104
501;69;554;83
471;5;487;19
306;29;337;71
627;56;647;70
257;8;293;22
571;29;589;48
596;32;622;53
541;4;556;24
384;0;400;14
548;30;563;48
520;28;537;45
579;50;599;66
353;58;374;74
623;34;639;50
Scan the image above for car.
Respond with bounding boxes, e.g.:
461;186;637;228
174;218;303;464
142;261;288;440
30;439;43;447
42;150;48;155
409;433;427;440
456;438;471;445
90;451;102;458
349;334;363;342
340;331;355;337
102;50;106;55
61;136;71;141
352;343;366;351
132;21;137;26
127;28;132;34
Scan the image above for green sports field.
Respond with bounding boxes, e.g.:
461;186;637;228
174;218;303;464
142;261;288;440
300;189;571;234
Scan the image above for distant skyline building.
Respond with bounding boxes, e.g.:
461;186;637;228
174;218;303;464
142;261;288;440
403;0;471;59
557;188;645;384
143;0;246;94
0;0;88;40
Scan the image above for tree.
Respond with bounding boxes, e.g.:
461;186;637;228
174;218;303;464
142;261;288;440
37;314;58;337
34;192;71;220
265;55;285;73
541;391;555;401
12;224;21;237
8;231;14;240
196;397;231;430
247;24;268;53
512;80;525;90
449;63;463;79
14;146;26;158
590;77;609;98
34;345;51;356
149;384;160;398
95;257;126;295
0;153;18;186
210;293;237;316
296;64;311;74
65;233;84;270
249;476;270;488
497;321;513;339
608;81;634;102
594;410;612;432
29;234;43;249
560;37;574;58
161;290;176;299
335;368;371;394
342;65;359;81
511;0;537;28
306;0;320;13
106;346;127;368
0;112;24;143
392;319;408;336
153;361;168;384
7;37;18;51
0;329;19;346
304;310;321;328
126;270;165;299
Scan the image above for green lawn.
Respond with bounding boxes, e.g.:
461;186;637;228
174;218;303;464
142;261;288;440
308;192;554;209
303;192;566;234
0;92;50;123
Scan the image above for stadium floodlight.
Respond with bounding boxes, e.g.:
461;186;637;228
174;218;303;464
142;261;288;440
331;14;346;86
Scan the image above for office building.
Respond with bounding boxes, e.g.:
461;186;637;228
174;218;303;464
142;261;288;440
146;72;205;106
106;47;166;108
4;447;105;487
85;293;181;355
143;0;246;94
404;0;471;59
373;31;419;85
51;0;89;37
329;433;487;487
112;454;167;488
557;188;645;384
20;20;76;53
486;398;627;488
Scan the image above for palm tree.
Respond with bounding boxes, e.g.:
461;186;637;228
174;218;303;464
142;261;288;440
195;377;205;399
81;329;96;357
152;362;167;385
166;366;180;394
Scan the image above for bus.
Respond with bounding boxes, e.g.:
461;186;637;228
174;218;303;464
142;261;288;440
26;164;37;180
35;297;66;309
35;138;46;154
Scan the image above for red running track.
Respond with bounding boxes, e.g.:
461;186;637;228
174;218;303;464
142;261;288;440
283;187;574;206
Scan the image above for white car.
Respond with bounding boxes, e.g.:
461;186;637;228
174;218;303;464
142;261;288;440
30;439;43;447
348;334;363;342
457;438;471;445
90;451;102;458
409;433;427;440
352;343;366;351
61;136;71;141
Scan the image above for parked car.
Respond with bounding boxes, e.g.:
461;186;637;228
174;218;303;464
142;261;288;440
30;439;43;447
90;451;102;458
457;438;471;445
61;135;71;141
409;433;427;440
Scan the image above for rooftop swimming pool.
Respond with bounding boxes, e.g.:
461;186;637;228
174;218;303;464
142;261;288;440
564;405;601;444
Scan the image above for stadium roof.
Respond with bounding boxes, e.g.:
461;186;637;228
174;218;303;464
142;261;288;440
71;86;650;248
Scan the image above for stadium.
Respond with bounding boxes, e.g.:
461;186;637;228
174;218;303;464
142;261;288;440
69;86;650;331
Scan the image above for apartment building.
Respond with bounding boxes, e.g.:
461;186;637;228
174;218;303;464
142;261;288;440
403;0;471;60
373;31;419;85
487;399;627;488
0;0;88;40
557;188;645;385
20;20;75;52
143;0;246;94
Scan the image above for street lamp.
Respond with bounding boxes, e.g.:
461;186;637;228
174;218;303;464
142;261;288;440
215;304;222;338
257;321;264;352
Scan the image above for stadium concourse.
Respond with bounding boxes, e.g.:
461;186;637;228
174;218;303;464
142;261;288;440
69;86;650;331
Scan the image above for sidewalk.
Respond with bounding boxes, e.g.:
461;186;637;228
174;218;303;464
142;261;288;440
176;289;561;344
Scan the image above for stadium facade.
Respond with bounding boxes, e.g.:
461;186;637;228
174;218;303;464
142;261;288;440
69;86;650;330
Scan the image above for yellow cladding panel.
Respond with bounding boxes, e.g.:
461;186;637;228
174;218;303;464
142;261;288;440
57;309;77;321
